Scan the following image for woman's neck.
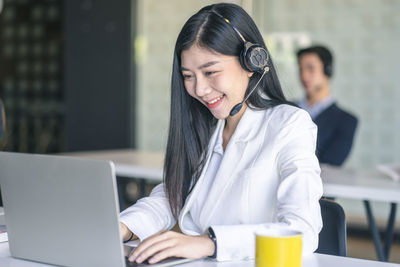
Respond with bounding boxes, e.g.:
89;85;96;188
222;105;247;150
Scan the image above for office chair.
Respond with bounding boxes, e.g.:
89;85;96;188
316;198;347;256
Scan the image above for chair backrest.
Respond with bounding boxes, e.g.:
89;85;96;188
316;198;347;256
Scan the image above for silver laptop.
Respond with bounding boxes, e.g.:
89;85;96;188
0;152;197;267
0;152;126;267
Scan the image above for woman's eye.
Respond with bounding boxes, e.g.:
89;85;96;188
183;74;192;80
205;71;216;76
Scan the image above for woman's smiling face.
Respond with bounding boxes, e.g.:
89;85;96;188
181;45;253;119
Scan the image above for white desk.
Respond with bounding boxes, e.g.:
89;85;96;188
62;149;164;182
1;242;398;267
63;149;400;262
321;165;400;203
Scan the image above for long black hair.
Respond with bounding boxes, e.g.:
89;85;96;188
164;3;291;218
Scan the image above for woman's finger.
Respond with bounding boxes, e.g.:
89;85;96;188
128;231;172;262
147;246;180;264
131;236;177;263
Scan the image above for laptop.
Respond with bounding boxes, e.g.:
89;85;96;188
0;152;195;267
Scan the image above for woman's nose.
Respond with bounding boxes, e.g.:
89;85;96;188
195;76;211;97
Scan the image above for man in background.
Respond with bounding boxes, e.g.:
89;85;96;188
297;45;358;166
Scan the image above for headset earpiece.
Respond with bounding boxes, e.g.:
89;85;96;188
240;42;269;73
324;64;333;77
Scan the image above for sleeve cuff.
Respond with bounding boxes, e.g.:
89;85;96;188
120;212;165;241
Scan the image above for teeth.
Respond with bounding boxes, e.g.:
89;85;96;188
208;96;223;104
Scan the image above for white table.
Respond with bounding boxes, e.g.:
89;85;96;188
61;149;164;182
1;242;398;267
321;165;400;203
62;149;400;262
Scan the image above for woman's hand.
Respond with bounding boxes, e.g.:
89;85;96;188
128;231;215;264
120;222;137;242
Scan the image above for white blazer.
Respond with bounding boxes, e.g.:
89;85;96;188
120;104;323;261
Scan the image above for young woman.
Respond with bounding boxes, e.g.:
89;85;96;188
120;3;322;264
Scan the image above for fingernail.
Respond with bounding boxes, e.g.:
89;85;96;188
129;254;136;262
136;256;142;263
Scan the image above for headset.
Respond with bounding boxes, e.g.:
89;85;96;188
212;11;270;116
324;62;333;77
213;11;269;74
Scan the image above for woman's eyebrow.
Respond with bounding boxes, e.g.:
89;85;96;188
181;61;220;71
198;61;219;69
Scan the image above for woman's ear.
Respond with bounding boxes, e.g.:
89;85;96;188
248;72;254;78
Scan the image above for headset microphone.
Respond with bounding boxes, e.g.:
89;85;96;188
229;67;269;116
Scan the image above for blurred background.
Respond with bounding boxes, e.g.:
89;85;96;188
0;0;399;262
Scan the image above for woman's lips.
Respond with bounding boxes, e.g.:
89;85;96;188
206;95;224;109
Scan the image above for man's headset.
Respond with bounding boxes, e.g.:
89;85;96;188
324;63;333;77
212;11;270;116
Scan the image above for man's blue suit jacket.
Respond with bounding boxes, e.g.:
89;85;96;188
313;103;358;166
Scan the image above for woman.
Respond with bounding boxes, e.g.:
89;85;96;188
120;3;322;264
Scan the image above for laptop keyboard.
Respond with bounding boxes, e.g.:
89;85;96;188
124;256;195;266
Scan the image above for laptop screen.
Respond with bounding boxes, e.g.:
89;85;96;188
0;152;126;267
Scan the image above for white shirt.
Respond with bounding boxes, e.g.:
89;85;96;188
297;95;334;119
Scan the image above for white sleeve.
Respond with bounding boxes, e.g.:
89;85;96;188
274;109;323;255
119;183;176;241
211;109;323;261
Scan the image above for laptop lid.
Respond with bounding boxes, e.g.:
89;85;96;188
0;152;125;267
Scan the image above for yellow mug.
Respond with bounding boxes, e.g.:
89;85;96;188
255;228;302;267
